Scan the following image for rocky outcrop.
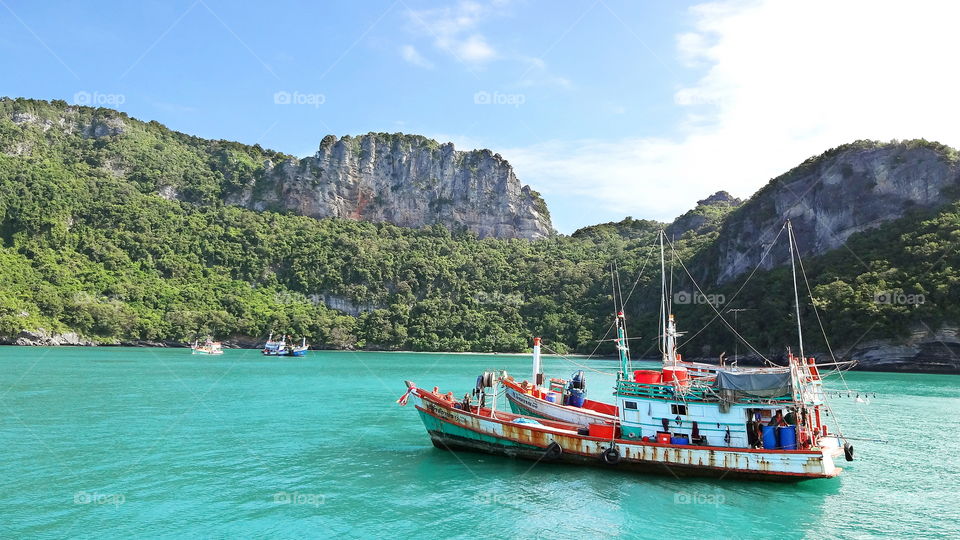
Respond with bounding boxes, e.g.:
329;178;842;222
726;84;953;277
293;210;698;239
683;326;960;374
666;191;742;239
2;329;94;346
225;133;553;240
843;325;960;373
709;141;960;283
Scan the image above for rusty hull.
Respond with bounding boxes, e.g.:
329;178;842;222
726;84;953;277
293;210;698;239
414;389;840;482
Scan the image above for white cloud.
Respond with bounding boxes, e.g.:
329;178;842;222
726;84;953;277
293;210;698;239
516;56;572;88
506;0;960;223
400;44;433;69
457;34;496;62
407;1;498;65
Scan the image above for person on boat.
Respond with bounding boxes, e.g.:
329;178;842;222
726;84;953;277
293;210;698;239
770;411;787;427
753;421;765;448
784;410;798;425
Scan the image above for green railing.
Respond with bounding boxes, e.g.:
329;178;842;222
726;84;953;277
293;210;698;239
615;380;794;403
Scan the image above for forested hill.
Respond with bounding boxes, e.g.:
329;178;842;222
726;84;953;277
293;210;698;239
1;98;958;372
1;98;552;240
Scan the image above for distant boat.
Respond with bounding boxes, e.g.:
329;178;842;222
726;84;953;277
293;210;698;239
289;337;309;357
262;334;308;357
261;332;285;356
191;337;223;355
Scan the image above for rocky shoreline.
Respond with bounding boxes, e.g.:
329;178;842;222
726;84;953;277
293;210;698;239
3;328;957;374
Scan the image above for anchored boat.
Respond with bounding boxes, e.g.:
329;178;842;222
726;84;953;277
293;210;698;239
289;337;309;357
399;223;855;481
261;332;285;356
191;337;223;355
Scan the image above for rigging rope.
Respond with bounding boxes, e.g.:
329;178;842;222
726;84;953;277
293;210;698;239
541;343;620;375
792;227;877;440
581;249;654;362
664;236;777;365
678;224;788;348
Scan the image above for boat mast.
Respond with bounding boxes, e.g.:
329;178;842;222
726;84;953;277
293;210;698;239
616;311;630;379
787;220;806;360
531;337;543;385
659;230;668;362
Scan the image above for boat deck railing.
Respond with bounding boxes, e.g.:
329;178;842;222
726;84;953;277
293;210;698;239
616;380;794;404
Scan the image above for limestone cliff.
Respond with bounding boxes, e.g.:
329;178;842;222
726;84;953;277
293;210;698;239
226;133;553;240
707;140;960;283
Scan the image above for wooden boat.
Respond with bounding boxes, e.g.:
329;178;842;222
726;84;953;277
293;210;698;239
400;222;854;481
401;371;844;481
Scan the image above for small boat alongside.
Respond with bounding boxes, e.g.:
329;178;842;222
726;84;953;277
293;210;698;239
503;337;617;426
289;337;309;357
191;337;224;355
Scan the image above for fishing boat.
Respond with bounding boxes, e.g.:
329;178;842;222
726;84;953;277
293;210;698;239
191;337;223;355
289;337;309;357
505;234;736;427
261;332;285;356
399;222;855;481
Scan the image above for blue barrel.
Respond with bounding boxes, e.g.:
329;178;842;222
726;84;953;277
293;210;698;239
670;435;689;445
762;425;778;449
566;389;585;407
778;426;797;450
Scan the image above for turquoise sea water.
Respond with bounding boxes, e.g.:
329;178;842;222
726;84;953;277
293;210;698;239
1;347;958;539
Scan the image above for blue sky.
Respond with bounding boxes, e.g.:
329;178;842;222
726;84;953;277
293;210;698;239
3;0;960;233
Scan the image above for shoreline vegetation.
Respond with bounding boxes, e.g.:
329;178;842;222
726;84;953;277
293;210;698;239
2;340;956;374
1;99;959;375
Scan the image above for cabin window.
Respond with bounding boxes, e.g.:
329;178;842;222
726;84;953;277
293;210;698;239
671;404;688;415
624;401;638;410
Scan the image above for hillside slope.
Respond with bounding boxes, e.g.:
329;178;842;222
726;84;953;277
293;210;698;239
0;98;958;372
1;98;552;239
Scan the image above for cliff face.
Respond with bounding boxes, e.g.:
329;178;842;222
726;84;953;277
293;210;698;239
226;133;553;240
709;141;960;283
2;101;553;240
